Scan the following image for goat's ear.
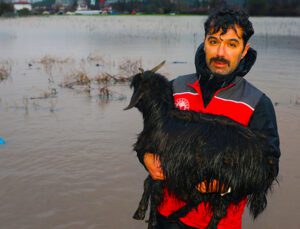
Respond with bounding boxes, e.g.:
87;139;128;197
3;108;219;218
124;89;144;110
150;60;166;73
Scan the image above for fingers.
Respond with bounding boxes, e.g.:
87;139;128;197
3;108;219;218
197;179;223;193
154;154;162;167
151;169;165;180
144;153;165;180
197;181;208;193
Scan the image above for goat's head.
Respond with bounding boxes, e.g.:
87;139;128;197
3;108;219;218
124;61;173;111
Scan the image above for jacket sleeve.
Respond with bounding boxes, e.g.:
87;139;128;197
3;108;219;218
248;94;280;173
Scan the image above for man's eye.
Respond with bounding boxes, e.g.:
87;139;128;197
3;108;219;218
209;40;217;45
228;43;237;48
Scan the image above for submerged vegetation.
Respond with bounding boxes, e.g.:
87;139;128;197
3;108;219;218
0;61;12;82
0;54;137;113
1;54;138;113
60;68;132;100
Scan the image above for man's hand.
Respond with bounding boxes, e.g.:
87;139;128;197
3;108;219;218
144;153;165;180
197;179;231;196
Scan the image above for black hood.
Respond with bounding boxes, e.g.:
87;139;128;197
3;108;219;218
194;43;257;82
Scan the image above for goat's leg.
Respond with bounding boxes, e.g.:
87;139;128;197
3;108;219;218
147;180;163;229
205;199;229;229
205;216;219;229
133;175;152;220
168;190;204;220
147;194;158;229
167;204;195;220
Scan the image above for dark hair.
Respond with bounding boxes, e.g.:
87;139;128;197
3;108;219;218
204;7;254;45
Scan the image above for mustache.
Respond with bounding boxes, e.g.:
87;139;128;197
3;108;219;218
210;57;230;66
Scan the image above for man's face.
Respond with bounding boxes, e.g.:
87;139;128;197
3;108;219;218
204;25;250;75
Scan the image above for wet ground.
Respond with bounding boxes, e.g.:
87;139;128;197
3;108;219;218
0;16;299;229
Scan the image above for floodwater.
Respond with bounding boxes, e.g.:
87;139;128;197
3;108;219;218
0;16;299;229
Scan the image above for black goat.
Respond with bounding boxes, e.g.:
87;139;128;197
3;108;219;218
125;62;278;229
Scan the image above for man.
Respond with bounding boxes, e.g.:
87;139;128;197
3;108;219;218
142;7;280;229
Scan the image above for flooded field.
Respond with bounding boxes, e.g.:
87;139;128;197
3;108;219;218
0;16;299;229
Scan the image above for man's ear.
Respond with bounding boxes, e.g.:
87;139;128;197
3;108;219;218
241;43;250;59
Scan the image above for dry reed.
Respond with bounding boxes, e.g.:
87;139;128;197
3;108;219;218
0;61;12;81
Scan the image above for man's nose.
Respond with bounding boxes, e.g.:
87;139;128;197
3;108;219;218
216;42;226;57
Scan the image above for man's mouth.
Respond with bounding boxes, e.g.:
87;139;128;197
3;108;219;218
213;61;228;67
210;57;230;67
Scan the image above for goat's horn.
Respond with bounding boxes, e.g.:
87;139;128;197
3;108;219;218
150;60;166;73
138;68;145;74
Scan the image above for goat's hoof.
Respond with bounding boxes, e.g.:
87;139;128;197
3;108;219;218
206;223;217;229
147;222;157;229
206;226;217;229
133;209;146;220
167;213;178;220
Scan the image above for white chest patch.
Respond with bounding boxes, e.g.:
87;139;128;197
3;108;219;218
175;98;190;110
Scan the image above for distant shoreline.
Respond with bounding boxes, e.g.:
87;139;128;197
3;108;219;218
2;13;300;18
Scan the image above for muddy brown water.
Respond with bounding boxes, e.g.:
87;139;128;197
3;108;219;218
0;16;299;229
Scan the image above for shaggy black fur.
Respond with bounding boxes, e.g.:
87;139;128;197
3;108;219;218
125;70;278;229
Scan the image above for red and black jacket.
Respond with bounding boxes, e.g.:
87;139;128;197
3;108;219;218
156;44;280;228
172;73;262;126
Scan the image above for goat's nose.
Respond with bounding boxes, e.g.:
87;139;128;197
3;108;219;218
124;105;133;110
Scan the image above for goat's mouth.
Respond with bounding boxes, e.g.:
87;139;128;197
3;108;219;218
124;105;133;110
124;99;142;110
124;91;144;110
124;98;141;110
